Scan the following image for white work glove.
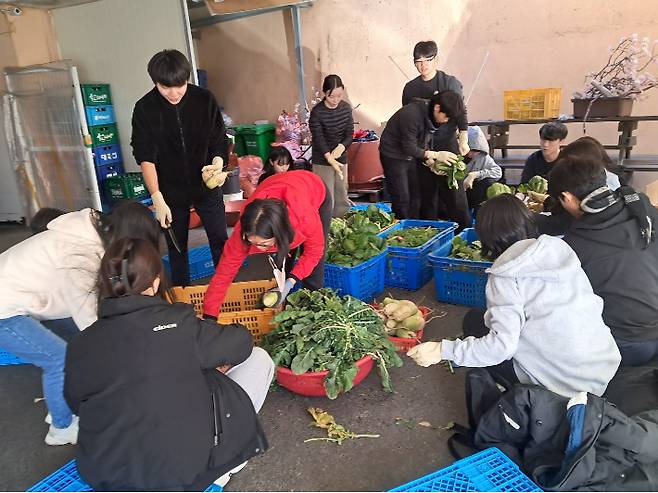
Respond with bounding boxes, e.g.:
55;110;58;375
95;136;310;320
202;156;228;189
458;131;470;156
151;191;172;228
330;143;346;160
406;341;443;367
327;155;344;181
424;158;446;176
425;150;457;165
463;172;478;190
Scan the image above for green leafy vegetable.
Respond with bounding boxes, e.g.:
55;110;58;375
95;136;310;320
262;288;403;399
449;236;490;261
431;155;467;189
343;205;396;231
327;210;389;267
528;175;548;194
486;182;513;200
387;227;440;247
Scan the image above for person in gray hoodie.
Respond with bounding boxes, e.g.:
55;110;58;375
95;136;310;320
408;194;621;398
462;126;502;212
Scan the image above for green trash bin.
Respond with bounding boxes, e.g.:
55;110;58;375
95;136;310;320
233;123;275;163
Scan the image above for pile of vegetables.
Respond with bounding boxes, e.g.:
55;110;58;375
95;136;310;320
343;205;396;231
427;155;467;189
327;214;387;267
377;297;425;339
262;288;402;399
387;227;440;247
485;175;549;212
449;236;489;261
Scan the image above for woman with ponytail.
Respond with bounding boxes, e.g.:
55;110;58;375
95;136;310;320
203;170;330;317
65;238;274;490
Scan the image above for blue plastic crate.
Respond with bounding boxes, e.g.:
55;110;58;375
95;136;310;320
350;202;393;214
0;349;26;366
84;105;115;126
324;249;387;301
390;448;541;492
92;144;122;167
429;228;492;308
163;244;215;281
378;220;458;290
27;459;222;491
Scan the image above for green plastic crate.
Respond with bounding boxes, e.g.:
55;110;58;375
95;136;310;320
81;83;112;106
104;173;148;201
89;124;119;147
234;123;275;162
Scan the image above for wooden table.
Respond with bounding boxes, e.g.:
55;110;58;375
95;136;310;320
470;116;658;164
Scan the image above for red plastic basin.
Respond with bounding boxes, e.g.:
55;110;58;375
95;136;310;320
276;355;374;397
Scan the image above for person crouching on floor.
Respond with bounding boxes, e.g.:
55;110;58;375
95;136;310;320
64;238;274;491
407;194;621;398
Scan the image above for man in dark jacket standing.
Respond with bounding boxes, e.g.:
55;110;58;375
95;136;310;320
379;97;457;219
131;49;229;286
549;153;658;366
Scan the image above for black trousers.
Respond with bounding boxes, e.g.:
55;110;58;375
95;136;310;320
615;337;658;367
466;177;496;216
298;183;333;290
166;189;228;286
462;308;519;389
380;154;420;219
417;163;472;230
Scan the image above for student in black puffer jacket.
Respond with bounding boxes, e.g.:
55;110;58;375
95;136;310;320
65;238;273;491
549;152;658;366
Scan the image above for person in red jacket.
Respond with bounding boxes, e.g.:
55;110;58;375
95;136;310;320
203;170;330;317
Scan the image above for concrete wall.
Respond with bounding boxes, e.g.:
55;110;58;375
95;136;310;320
196;0;658;155
52;0;191;170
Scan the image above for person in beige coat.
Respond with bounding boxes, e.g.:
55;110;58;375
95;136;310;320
0;201;159;446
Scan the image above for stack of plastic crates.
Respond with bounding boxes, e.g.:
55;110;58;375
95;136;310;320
378;220;458;290
390;448;541;492
429;228;492;308
27;459;222;492
170;279;277;344
81;84;124;210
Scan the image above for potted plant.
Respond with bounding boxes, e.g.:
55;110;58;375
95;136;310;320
573;34;658;119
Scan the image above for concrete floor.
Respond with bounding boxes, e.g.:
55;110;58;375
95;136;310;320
0;221;471;492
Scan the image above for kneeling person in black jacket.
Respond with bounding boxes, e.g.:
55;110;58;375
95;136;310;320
549;153;658;367
64;238;273;491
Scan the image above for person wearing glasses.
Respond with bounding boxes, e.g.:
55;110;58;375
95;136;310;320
402;41;465;112
202;170;331;318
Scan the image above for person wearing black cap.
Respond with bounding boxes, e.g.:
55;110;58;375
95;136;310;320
549;150;658;367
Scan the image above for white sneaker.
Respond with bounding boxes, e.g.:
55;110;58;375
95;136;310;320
45;416;79;446
45;413;52;425
213;461;248;487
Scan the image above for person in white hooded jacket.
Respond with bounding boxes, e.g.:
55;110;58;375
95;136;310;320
462;126;502;212
408;194;621;398
0;201;160;446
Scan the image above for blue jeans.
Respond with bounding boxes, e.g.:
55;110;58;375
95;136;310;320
0;315;73;428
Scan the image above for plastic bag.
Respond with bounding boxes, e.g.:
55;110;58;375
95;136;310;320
238;155;264;198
